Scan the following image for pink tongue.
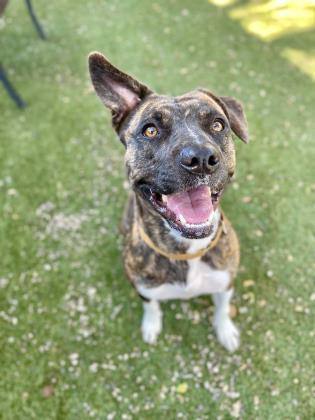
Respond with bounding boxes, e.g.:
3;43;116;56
166;185;213;225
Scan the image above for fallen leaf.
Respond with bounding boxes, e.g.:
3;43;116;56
231;400;242;418
229;304;238;318
177;383;188;394
42;385;54;398
243;279;255;288
258;299;267;307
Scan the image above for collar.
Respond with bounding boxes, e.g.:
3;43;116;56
137;213;226;261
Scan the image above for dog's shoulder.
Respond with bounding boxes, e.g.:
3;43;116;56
120;193;135;235
203;213;240;278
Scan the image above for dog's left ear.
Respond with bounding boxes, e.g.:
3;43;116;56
218;96;249;144
88;52;152;129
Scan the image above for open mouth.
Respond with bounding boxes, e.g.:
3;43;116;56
139;183;222;238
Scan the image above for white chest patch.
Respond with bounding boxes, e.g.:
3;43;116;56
137;260;230;301
137;211;230;301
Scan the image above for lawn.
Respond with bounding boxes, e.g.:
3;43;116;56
1;0;314;418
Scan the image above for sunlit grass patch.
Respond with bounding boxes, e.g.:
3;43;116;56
282;48;315;81
208;0;238;7
229;0;315;41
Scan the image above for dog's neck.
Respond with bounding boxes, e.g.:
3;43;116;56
134;193;221;254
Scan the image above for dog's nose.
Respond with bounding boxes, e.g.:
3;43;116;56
179;146;220;174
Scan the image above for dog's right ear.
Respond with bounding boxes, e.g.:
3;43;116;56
88;52;152;129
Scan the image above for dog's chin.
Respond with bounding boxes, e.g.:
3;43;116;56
138;183;223;239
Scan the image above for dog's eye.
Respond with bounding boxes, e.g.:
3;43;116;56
143;125;158;138
212;120;224;132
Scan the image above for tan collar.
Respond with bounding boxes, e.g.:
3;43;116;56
137;213;225;261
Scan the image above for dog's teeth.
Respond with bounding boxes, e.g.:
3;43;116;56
179;214;186;225
162;195;167;203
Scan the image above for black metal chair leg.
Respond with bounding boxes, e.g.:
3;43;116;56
0;64;26;108
25;0;46;40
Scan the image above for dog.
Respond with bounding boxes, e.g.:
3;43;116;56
88;52;249;352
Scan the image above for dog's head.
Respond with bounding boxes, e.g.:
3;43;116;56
89;52;249;239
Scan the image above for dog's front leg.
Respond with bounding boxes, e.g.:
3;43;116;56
212;289;240;352
141;300;163;344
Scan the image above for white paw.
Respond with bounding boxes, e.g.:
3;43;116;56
214;315;240;352
141;302;162;344
141;316;162;344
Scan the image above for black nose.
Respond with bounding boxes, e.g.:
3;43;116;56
179;145;220;174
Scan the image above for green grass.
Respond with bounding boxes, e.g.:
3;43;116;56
1;0;315;418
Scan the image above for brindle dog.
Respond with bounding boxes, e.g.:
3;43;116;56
89;52;249;352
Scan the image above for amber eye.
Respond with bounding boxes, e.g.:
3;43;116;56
212;120;224;132
143;125;158;138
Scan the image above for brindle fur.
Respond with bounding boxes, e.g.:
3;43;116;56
88;52;248;297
